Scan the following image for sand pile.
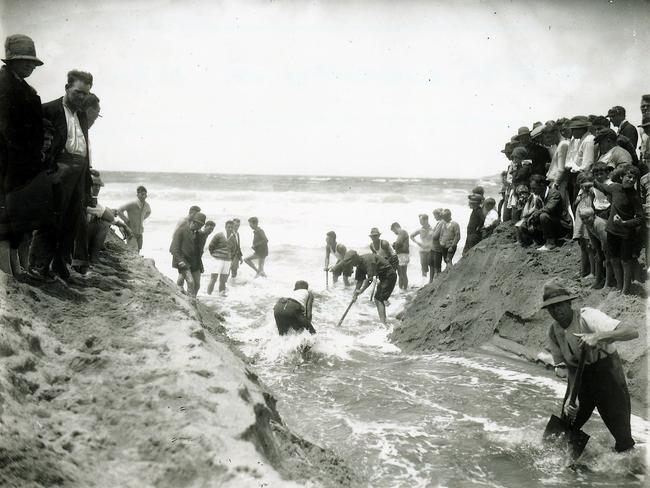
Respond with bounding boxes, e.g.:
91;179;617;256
392;222;647;404
0;234;356;488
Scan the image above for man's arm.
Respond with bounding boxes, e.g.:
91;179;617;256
170;227;187;267
117;202;131;224
144;203;151;220
324;245;331;269
381;240;394;256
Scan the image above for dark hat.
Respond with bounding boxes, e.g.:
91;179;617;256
472;186;485;196
369;227;381;237
2;34;43;66
326;230;336;238
500;142;514;153
606;106;625;118
342;250;359;263
510;135;519;143
468;194;483;203
568;116;590;129
192;212;207;225
638;115;650;128
594;128;618;144
517;126;531;136
541;281;578;309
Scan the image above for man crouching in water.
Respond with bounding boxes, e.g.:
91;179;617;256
274;280;316;335
336;250;397;325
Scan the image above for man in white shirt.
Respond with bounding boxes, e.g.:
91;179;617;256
29;70;94;280
541;280;638;452
564;116;595;210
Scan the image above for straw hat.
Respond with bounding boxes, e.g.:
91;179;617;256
540;281;578;309
2;34;43;66
369;227;381;237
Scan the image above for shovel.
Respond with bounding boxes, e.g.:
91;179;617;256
543;347;590;459
337;295;357;327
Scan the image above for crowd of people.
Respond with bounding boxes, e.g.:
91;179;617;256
493;100;650;296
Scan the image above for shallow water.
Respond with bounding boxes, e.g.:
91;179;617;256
101;173;648;487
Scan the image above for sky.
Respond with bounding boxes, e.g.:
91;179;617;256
1;0;649;178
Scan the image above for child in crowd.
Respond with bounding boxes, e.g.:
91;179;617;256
244;216;269;278
482;198;499;237
439;209;460;269
506;148;532;218
579;207;610;289
593;164;643;294
591;162;614;285
573;172;595;279
511;184;530;222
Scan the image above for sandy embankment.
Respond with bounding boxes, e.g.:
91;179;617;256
0;234;356;488
392;223;647;405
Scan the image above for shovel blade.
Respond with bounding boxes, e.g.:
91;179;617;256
543;414;590;459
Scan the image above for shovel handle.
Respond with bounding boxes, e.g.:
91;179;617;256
568;347;588;407
337;296;357;327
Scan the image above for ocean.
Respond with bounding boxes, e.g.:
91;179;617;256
99;172;647;487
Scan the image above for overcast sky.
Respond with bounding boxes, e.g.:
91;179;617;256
2;0;649;178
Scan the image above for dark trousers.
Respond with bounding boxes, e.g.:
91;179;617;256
462;233;482;255
273;298;315;335
566;172;579;212
86;219;109;263
30;154;89;271
430;250;443;274
573;353;634;452
539;212;567;240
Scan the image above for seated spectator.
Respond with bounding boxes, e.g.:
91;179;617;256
579;207;610;290
594;164;643;294
516;180;545;247
81;170;132;265
439;209;460;269
520;175;572;251
482;198;499;237
595;128;632;168
573;172;595;278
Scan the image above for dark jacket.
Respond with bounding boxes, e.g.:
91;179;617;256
170;224;203;272
526;143;552;177
618;121;638;152
538;187;572;230
0;66;44;195
42;96;92;205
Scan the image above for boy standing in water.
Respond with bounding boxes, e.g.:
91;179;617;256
207;220;233;295
390;222;410;290
228;218;243;279
274;280;316;335
410;214;434;282
244;216;268;277
324;231;352;287
117;186;152;253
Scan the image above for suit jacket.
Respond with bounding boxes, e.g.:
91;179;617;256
0;66;44;194
170;224;203;272
539;187;572;229
619;121;639;152
42;97;92;204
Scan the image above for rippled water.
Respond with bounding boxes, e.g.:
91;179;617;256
101;172;648;487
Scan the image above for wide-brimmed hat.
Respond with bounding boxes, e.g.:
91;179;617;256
500;142;514;153
540;281;578;309
568;116;590;129
530;125;545;140
468;194;484;203
192;212;207;225
2;34;43;66
369;227;381;237
517;126;531;136
638;115;650;128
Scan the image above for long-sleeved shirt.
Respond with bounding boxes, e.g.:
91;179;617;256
466;208;485;237
546;139;569;183
594;180;643;238
566;132;595;173
209;232;231;260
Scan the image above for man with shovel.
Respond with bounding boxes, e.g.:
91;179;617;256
334;250;396;325
541;280;638;453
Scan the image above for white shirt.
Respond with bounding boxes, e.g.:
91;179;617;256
483;209;499;228
63;99;88;156
290;289;310;310
565;133;595;173
546;139;569;182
